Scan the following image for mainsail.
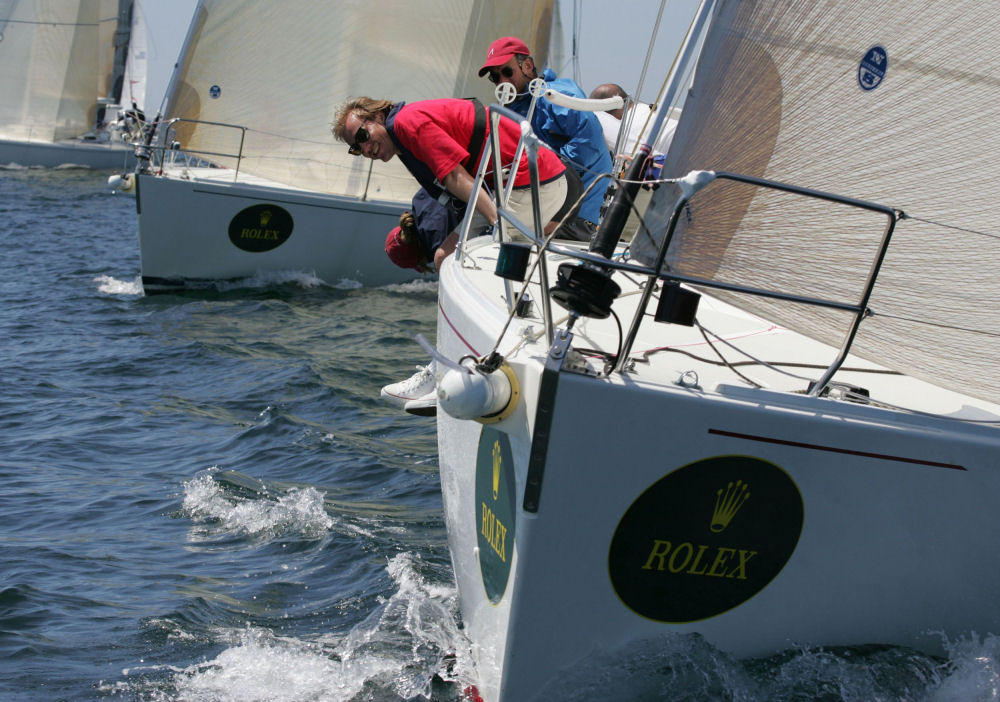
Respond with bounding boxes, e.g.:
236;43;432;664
163;0;556;204
99;0;145;112
635;0;1000;403
0;0;141;143
0;0;101;141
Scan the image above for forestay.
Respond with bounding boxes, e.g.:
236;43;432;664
633;0;1000;404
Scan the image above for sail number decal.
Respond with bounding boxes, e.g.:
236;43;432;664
475;426;517;604
608;455;803;622
228;204;294;252
858;46;887;91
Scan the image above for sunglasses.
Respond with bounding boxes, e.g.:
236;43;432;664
487;65;516;85
347;122;371;155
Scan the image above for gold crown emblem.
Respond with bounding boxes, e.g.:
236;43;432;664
711;480;749;533
259;210;272;226
492;440;501;500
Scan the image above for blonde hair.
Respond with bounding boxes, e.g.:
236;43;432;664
331;97;395;141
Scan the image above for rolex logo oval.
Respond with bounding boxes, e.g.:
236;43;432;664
475;426;517;604
228;204;293;252
608;456;803;622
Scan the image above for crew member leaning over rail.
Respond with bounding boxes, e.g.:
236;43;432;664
333;96;574;268
332;96;576;415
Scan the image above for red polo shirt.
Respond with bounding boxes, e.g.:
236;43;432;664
391;98;566;189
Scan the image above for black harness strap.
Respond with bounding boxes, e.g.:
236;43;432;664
441;97;488;211
463;98;487;172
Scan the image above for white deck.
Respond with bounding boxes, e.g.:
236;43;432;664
445;235;998;421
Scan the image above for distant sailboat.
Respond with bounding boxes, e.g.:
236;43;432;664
133;0;560;293
0;0;147;169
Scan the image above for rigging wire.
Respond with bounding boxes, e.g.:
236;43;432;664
903;215;1000;241
695;322;762;388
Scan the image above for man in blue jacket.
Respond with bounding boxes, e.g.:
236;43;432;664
479;36;613;239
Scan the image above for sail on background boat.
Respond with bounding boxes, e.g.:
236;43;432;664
100;0;146;115
134;0;559;292
633;0;1000;402
0;0;145;168
161;0;558;202
0;0;104;143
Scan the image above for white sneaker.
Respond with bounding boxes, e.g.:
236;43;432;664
380;364;436;408
404;389;438;416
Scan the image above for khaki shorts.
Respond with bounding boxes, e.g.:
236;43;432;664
466;174;568;243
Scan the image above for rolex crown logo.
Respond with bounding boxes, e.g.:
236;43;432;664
492;440;501;500
711;480;749;533
259;210;272;226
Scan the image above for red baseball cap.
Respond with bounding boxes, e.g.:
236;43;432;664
478;36;531;77
385;226;422;270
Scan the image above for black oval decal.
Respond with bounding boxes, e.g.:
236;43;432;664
228;204;293;252
475;426;517;604
609;455;803;622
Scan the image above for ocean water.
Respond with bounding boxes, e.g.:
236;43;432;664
1;167;998;702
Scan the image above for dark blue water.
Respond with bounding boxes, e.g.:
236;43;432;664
1;168;998;701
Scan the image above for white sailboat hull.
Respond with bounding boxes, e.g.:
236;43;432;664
0;137;136;170
136;170;424;293
435;240;1000;702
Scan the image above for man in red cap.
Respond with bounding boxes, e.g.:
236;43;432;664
479;36;613;239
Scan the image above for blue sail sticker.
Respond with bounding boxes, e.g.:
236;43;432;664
858;46;888;91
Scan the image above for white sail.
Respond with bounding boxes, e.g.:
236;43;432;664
96;0;144;120
0;0;103;142
119;0;146;111
634;0;1000;403
163;0;557;204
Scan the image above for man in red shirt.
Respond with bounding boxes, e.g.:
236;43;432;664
333;96;575;269
333;96;578;415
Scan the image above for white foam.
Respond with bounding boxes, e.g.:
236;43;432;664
171;628;368;702
113;553;469;701
331;278;363;290
214;269;327;291
94;274;144;296
381;278;438;294
181;473;334;539
928;633;1000;701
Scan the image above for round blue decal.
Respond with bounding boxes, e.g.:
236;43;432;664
858;46;887;91
209;85;221;99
